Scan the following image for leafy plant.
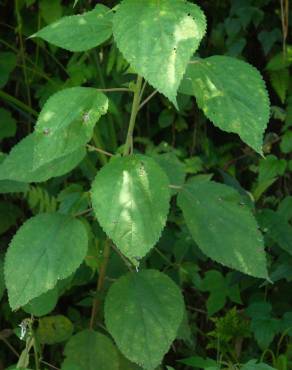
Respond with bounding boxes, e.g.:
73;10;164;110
0;0;291;369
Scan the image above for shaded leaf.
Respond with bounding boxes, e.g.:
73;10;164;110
177;178;268;278
0;134;86;183
105;269;184;370
37;315;73;344
62;330;119;370
4;213;88;309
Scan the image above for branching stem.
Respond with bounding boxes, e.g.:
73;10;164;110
123;75;143;156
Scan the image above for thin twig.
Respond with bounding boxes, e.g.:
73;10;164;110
89;239;111;329
41;360;61;370
96;87;132;93
74;208;93;218
138;90;158;111
86;144;113;157
0;335;19;357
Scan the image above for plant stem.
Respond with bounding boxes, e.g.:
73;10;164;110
33;337;40;370
94;50;118;150
123;75;143;156
138;90;158;111
92;130;108;166
15;0;32;121
96;88;132;93
89;239;111;329
0;90;38;117
86;144;113;157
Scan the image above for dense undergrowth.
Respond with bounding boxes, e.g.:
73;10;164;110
0;0;291;369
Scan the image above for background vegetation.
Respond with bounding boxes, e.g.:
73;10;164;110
0;0;291;369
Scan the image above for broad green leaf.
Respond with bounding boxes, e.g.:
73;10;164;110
91;155;170;261
246;302;280;350
280;130;292;154
180;56;270;154
200;270;241;316
113;0;206;106
0;134;86;183
152;152;186;195
33;87;108;169
258;155;286;183
40;0;62;24
278;196;292;222
241;360;276;370
0;52;16;88
62;330;119;370
37;315;73;344
177;178;268;278
33;4;113;52
178;356;217;368
0;108;17;140
257;209;292;255
0;201;22;235
269;69;289;104
23;287;58;316
0;180;28;193
105;269;184;370
4;213;88;310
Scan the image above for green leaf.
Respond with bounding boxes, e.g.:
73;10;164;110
37;315;73;344
0;52;16;88
269;69;290;104
91;155;170;261
0;180;28;193
34;4;113;52
4;213;88;310
0;257;5;301
33;87;108;169
22;287;58;316
0;201;22;235
113;0;206;106
0;134;86;183
258;155;287;183
105;269;184;370
0;108;17;140
62;330;119;370
200;270;241;316
180;56;270;154
152;152;186;195
246;302;280;350
280;130;292;154
241;360;276;370
257;209;292;255
177;178;268;278
40;0;62;24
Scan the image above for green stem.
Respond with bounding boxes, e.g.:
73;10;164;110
123;75;143;156
92;130;107;166
0;90;38;117
33;337;40;370
89;239;111;329
15;0;32;120
94;51;118;150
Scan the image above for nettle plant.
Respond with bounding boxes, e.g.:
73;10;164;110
1;0;271;369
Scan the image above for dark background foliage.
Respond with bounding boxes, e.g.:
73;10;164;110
0;0;291;369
